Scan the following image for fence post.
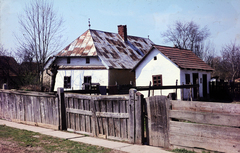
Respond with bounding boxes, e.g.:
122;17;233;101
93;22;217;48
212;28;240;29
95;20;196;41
175;79;178;99
129;88;136;143
135;92;143;144
57;88;66;130
90;97;96;137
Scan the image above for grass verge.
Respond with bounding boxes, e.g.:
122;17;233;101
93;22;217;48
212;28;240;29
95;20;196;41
0;124;113;153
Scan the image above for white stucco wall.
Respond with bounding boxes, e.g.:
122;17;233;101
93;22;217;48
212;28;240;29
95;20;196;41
55;56;103;66
54;69;108;91
180;70;212;99
135;48;181;99
53;56;108;91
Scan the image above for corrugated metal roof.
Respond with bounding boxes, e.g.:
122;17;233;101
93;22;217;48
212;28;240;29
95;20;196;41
56;29;154;69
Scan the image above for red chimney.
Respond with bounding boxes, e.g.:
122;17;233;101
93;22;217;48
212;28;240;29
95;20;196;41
118;25;127;41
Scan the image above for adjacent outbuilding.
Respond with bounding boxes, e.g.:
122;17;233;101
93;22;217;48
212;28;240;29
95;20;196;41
132;45;214;100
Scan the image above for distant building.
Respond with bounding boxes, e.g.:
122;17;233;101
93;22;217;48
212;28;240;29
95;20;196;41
0;56;20;89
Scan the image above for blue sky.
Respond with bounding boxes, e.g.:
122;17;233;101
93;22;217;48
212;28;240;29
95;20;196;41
1;0;240;56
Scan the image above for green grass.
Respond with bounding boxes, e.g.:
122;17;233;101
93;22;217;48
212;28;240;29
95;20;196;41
0;124;112;153
172;148;196;153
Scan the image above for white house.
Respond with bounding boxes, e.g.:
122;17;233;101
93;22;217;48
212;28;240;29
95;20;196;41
45;25;154;92
132;45;214;100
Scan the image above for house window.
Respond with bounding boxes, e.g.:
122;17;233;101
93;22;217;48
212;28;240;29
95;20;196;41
67;57;70;64
83;76;91;90
185;74;190;85
86;57;90;64
154;56;157;60
152;75;162;86
64;76;71;88
84;76;91;84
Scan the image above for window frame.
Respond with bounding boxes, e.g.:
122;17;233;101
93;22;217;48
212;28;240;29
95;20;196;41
64;76;71;89
86;57;90;64
185;74;190;85
67;57;71;64
152;74;162;86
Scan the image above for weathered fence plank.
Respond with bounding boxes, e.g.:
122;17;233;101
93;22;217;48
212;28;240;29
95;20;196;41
170;121;240;142
120;100;127;139
169;110;240;127
146;96;169;148
107;100;114;136
169;130;240;153
101;100;108;137
171;100;240;115
90;98;96;136
128;89;135;143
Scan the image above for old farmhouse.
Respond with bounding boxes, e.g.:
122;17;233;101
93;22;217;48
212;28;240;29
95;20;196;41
45;25;214;99
132;45;214;100
45;25;154;91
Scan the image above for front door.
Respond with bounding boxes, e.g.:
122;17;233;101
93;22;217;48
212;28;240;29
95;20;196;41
192;73;199;99
202;74;207;98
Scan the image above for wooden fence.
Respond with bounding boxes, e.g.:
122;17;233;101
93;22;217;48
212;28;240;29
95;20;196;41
209;81;240;101
0;88;143;144
145;96;240;153
2;88;239;152
0;89;59;130
62;89;143;144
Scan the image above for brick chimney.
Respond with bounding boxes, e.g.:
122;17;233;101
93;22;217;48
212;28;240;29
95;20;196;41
118;25;127;41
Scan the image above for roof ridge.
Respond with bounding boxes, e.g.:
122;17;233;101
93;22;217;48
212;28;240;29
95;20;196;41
89;29;151;40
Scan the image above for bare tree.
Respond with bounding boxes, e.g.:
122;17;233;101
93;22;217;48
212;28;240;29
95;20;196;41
16;0;64;90
162;21;210;59
0;44;5;56
221;41;240;81
0;44;9;56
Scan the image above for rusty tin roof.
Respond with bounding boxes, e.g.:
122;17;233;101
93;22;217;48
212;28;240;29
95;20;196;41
56;29;154;69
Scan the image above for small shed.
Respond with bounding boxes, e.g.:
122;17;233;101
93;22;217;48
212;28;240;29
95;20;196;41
132;45;214;100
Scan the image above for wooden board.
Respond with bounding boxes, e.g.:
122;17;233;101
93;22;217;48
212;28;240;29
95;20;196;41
120;100;127;139
171;100;240;115
170;130;240;153
170;121;240;143
107;100;114;136
101;100;108;137
146;96;169;148
169;110;240;127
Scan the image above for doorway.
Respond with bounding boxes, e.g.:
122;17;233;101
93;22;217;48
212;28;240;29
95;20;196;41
192;73;199;99
202;74;207;98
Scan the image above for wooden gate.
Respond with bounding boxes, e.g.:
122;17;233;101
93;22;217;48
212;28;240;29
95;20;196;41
61;89;143;144
145;96;169;148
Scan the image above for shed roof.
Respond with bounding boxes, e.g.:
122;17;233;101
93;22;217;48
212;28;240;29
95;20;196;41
56;29;154;69
133;45;214;71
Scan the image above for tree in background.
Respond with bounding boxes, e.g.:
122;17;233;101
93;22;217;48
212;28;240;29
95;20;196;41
220;41;240;81
162;21;211;60
0;44;6;56
16;0;64;91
